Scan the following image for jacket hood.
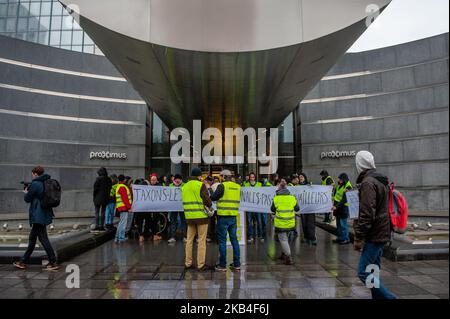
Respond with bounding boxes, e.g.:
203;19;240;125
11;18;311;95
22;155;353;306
97;167;108;177
34;174;51;182
356;169;389;186
355;151;376;174
276;188;291;196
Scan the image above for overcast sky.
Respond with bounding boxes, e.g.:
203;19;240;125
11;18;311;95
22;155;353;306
349;0;449;52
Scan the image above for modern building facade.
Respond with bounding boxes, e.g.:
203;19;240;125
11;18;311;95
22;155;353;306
0;0;448;218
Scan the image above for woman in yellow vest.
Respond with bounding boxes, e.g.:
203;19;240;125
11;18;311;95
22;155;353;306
114;175;133;243
270;178;300;265
332;173;353;245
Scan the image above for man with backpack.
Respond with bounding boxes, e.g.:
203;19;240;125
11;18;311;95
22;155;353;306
13;166;60;271
353;151;396;299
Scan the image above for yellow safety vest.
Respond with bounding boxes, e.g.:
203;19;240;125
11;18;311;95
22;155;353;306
273;195;297;230
182;180;207;220
322;176;335;186
333;180;353;206
110;183;118;200
217;181;241;216
243;181;261;187
115;184;132;209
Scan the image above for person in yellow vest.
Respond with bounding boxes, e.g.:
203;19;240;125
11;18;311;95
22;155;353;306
243;172;262;244
332;173;353;245
182;168;213;271
210;169;241;272
114;174;133;243
320;170;335;223
270;178;300;265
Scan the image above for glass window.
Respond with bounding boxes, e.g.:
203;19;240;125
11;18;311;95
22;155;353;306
61;15;72;30
39;15;49;30
7;3;18;16
49;30;60;45
72;18;81;30
17;16;27;31
0;18;6;31
60;30;71;45
83;45;94;54
28;16;39;30
18;2;29;17
51;1;62;15
26;30;38;42
29;2;40;16
71;45;82;52
84;34;94;45
38;30;49;44
0;4;8;17
40;1;51;15
15;31;26;40
72;30;82;45
60;45;71;50
6;17;16;31
50;15;61;29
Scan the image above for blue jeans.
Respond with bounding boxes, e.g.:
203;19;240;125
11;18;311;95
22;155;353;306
357;241;396;299
115;212;128;242
105;203;115;225
246;212;256;240
336;216;349;242
217;216;240;267
255;213;267;239
168;211;186;238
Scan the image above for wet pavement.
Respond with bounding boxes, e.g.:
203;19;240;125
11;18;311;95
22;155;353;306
0;228;448;299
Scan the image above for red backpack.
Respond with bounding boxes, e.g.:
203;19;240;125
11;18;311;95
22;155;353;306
388;183;408;234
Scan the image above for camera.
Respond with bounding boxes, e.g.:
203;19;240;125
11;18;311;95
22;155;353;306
20;181;31;190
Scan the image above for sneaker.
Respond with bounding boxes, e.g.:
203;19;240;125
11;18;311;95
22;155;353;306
309;240;317;246
183;237;187;243
259;238;265;243
215;264;227;272
13;261;26;270
206;237;212;243
284;255;294;265
339;240;351;245
278;253;286;260
184;265;195;271
43;263;60;271
229;264;241;272
247;238;254;244
332;239;342;244
168;238;176;244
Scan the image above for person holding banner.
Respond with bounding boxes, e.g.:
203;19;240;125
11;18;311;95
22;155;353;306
168;174;186;244
320;170;335;223
182;168;213;272
211;170;241;272
271;179;300;265
332;173;353;245
244;172;262;244
298;173;317;246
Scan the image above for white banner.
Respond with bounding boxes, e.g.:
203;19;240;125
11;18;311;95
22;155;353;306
346;190;360;219
131;185;334;214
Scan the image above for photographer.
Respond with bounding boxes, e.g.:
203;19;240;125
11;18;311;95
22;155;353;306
13;166;59;271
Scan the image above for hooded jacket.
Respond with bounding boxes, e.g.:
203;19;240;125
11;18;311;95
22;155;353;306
24;174;54;226
353;169;391;243
93;167;112;206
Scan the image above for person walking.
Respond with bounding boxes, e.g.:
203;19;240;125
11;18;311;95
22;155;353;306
271;178;299;265
243;172;262;244
332;173;353;245
298;173;317;246
354;151;396;299
320;170;335;223
115;174;133;243
182;168;212;271
168;174;186;243
105;174;118;230
13;166;60;271
93;167;112;231
211;170;241;272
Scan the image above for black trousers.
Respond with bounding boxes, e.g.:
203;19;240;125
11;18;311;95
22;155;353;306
300;214;317;241
22;223;56;264
94;204;106;228
136;212;152;237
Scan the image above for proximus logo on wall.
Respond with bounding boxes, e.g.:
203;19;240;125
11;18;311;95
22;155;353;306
89;151;127;160
320;150;356;160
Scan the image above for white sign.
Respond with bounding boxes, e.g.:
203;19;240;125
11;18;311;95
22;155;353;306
131;185;334;214
346;190;360;219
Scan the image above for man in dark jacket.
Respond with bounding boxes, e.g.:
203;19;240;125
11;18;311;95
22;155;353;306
93;167;112;231
13;166;59;271
353;151;396;299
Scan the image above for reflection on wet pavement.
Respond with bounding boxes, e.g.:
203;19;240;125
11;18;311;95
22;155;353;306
0;228;448;299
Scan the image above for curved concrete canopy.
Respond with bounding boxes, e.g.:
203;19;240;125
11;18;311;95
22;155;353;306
58;1;390;130
59;0;390;52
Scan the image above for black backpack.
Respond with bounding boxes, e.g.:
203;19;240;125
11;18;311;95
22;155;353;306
41;179;62;209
